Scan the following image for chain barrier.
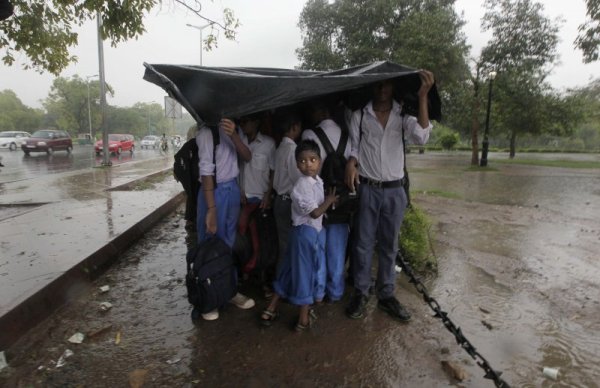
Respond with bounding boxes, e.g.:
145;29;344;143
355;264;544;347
396;252;511;388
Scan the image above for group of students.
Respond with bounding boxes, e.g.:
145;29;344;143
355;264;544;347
191;71;435;331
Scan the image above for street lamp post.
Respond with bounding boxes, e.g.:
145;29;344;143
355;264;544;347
186;23;213;65
480;71;497;167
86;74;98;142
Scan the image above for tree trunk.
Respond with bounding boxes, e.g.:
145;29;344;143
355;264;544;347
509;129;517;159
470;74;481;166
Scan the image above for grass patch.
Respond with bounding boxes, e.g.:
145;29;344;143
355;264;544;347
399;204;437;273
493;158;600;169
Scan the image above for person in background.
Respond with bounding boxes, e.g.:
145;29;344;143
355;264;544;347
260;139;337;331
272;111;303;264
194;118;254;321
344;71;435;322
238;113;276;277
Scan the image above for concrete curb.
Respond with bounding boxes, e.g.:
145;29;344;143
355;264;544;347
0;186;185;350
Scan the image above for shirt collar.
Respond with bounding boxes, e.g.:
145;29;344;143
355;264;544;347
365;100;401;117
281;137;296;146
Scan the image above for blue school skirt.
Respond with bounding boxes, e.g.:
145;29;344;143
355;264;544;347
273;224;325;305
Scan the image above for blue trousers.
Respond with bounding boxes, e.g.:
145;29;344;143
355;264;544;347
324;223;349;301
273;224;325;305
196;179;240;248
352;184;407;299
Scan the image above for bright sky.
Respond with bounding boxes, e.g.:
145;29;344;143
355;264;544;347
1;0;598;109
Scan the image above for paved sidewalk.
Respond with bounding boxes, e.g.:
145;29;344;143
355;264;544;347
0;157;184;349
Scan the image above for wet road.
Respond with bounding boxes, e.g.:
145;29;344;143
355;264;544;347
0;144;170;184
1;151;599;387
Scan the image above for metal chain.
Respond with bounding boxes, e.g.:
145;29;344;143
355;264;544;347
396;252;511;388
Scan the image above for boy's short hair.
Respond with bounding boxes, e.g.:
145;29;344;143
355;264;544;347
295;139;321;161
273;108;302;135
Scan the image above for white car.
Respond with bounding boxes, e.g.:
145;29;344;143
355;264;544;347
140;135;160;149
0;131;31;151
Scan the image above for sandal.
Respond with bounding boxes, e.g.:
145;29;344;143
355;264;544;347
260;309;279;327
294;309;317;332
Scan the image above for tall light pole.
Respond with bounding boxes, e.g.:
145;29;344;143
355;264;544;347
86;74;98;143
480;71;497;167
97;12;110;166
186;22;213;65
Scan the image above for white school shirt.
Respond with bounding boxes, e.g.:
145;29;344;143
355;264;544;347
240;132;276;199
273;137;302;195
348;100;432;181
302;118;351;174
196;125;239;183
291;175;325;232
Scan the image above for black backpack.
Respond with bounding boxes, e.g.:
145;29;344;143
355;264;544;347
173;138;199;199
173;125;220;194
313;127;358;224
185;236;237;313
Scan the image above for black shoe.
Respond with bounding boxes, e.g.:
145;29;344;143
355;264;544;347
346;292;369;319
377;296;411;322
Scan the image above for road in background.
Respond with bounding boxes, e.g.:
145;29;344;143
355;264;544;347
0;144;171;184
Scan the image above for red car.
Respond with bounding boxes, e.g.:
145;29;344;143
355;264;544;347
21;129;73;155
95;134;135;155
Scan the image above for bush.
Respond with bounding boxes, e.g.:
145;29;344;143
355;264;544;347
439;132;460;150
399;204;436;273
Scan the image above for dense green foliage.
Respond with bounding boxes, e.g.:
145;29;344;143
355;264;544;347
0;1;239;74
399;204;436;273
0;90;44;131
296;0;470;91
477;0;580;158
576;0;600;63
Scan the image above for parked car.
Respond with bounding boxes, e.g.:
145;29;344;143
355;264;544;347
21;130;73;155
95;134;135;155
0;131;31;151
140;135;160;149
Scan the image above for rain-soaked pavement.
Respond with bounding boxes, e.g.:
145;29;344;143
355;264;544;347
1;151;599;387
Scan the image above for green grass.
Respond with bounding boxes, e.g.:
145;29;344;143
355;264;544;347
400;205;437;273
493;158;600;169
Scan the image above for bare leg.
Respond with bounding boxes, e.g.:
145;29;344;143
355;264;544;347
298;304;310;326
260;293;281;323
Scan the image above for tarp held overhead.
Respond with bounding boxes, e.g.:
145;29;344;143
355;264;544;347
143;61;442;126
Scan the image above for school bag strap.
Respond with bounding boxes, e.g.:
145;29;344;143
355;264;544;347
313;126;347;157
208;125;220;187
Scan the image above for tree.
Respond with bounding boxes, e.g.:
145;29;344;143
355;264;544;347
296;0;470;91
566;78;600;150
479;0;565;158
575;0;600;63
106;106;145;137
131;102;171;137
0;89;43;131
43;76;114;136
0;1;239;74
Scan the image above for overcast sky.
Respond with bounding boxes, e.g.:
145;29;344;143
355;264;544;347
1;0;599;109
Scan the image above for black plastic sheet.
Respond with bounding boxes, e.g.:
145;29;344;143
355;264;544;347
143;61;441;125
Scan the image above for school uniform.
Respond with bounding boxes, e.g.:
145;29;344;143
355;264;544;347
348;100;432;299
272;175;326;305
272;137;302;262
238;132;276;273
302;119;351;301
195;125;241;248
